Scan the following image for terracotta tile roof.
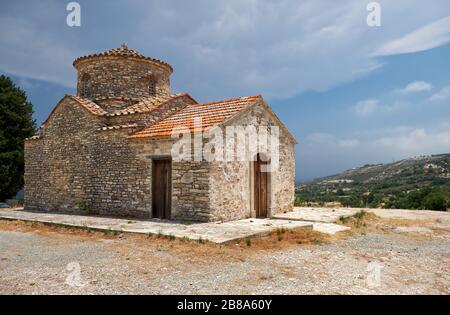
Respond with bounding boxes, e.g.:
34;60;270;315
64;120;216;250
107;93;194;117
129;95;261;139
41;95;107;127
73;44;173;73
71;96;108;116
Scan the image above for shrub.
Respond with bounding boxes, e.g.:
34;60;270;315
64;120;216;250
74;200;87;211
423;193;447;211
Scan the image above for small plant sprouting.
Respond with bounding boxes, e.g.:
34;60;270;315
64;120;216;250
354;210;366;220
312;238;322;245
74;200;87;211
354;210;367;228
276;227;286;235
339;216;349;224
245;237;251;247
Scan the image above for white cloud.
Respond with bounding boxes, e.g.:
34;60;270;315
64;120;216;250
386;101;411;112
400;81;433;94
305;132;336;144
429;86;450;102
353;99;411;115
300;126;450;179
338;139;360;148
354;99;378;115
0;4;81;88
306;128;450;158
373;128;450;154
374;15;450;56
305;133;359;148
1;1;449;100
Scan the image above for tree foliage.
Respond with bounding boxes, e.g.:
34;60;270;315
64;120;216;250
0;75;36;200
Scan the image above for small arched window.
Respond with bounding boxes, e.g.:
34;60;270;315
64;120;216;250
148;76;156;96
80;73;91;97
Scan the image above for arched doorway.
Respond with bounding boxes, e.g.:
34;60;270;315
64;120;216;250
253;153;270;218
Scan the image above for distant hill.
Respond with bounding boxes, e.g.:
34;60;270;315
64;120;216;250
296;154;450;211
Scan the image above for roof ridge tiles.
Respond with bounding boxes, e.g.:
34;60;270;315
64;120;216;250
73;45;173;73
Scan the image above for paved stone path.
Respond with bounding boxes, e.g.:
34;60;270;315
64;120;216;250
0;209;314;244
369;208;450;224
273;207;361;223
274;207;450;231
1;207;448;243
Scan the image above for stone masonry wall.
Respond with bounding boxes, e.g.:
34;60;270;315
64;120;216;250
87;129;151;218
129;138;212;222
24;98;103;213
75;57;171;101
208;102;295;221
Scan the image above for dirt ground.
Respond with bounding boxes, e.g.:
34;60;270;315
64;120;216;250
0;212;449;295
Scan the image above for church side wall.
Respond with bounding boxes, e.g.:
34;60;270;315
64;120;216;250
24;98;102;213
208;102;295;221
129;138;213;222
87;129;152;218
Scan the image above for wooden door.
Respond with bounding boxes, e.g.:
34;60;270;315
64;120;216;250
254;154;269;218
152;159;172;219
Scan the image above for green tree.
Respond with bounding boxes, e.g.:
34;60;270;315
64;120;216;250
0;75;36;200
423;193;447;211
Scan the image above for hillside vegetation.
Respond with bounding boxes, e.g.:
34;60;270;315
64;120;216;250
296;154;450;211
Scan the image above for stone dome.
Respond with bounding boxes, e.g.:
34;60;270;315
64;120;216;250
73;44;172;101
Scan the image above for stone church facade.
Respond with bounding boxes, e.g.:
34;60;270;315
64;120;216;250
24;45;296;222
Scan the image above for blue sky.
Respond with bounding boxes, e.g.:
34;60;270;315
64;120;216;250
1;0;450;180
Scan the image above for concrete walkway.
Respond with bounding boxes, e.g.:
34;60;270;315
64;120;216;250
1;206;448;244
8;206;433;242
0;209;314;244
273;207;361;223
273;207;450;232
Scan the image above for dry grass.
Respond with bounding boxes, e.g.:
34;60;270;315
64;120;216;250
334;210;447;239
2;212;441;255
240;227;328;250
0;219;118;241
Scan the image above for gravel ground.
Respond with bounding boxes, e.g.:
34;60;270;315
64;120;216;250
0;215;449;295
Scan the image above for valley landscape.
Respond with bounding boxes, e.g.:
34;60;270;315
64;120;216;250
296;154;450;211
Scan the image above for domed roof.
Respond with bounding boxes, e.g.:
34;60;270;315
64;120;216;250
73;43;173;73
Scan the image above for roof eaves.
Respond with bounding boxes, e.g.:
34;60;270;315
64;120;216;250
41;95;107;128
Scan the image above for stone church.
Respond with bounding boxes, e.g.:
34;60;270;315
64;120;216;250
24;45;296;222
